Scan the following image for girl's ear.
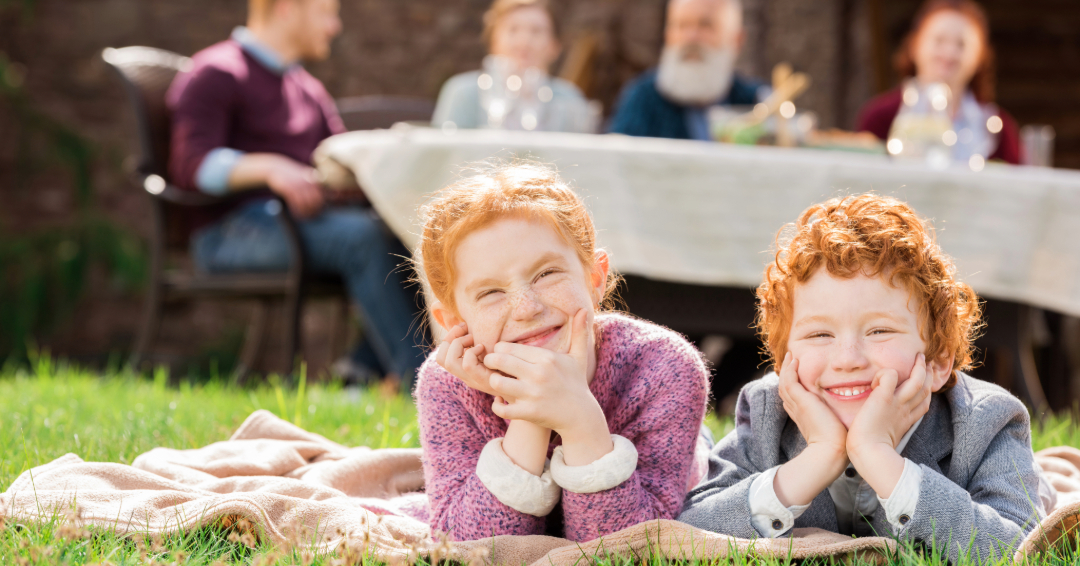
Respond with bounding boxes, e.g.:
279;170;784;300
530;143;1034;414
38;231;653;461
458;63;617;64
430;300;462;331
929;353;954;392
591;250;611;306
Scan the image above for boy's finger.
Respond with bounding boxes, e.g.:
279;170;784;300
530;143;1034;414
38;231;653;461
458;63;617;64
871;369;899;399
898;354;928;402
778;354;800;390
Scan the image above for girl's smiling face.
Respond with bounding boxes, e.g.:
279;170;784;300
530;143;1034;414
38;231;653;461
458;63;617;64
913;10;983;92
433;216;607;362
786;268;952;428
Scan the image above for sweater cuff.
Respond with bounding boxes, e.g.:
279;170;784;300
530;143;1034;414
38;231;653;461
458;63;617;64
195;147;244;195
550;434;637;494
475;437;560;517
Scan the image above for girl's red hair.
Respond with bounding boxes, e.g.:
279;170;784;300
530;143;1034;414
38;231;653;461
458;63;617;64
416;161;617;316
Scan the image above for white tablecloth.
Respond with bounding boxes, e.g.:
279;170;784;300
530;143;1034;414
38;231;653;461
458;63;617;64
317;127;1080;316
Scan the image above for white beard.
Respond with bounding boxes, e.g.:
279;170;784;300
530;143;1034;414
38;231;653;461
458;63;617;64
655;44;736;107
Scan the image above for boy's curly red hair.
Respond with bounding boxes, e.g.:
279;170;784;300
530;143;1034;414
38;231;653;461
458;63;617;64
755;194;982;390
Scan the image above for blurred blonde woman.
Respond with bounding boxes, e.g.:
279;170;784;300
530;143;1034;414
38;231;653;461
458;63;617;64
432;0;592;133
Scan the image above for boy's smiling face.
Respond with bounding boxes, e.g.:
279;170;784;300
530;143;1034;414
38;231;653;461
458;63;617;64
786;268;952;428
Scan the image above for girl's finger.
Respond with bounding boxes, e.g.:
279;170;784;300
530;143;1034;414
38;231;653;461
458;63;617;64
491;341;551;364
489;372;529;399
434;339;450;367
483;352;537;380
442;323;467;342
462;344;489;374
491;399;527;421
567;308;591;364
445;334;473;366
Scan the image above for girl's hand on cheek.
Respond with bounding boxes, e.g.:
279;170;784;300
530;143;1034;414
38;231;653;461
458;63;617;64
482;309;604;435
434;323;501;398
847;354;932;460
778;353;848;459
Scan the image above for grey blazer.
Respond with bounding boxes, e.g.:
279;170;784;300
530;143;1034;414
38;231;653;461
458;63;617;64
679;372;1055;562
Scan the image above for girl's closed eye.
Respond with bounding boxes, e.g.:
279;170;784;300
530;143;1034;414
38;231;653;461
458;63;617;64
476;288;503;301
535;267;561;281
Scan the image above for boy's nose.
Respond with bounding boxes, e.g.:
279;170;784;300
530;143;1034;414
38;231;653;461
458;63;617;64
831;341;870;372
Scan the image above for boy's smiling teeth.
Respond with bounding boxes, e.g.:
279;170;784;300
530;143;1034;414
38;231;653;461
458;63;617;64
828;386;870;397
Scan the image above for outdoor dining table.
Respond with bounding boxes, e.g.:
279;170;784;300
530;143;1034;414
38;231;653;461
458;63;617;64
315;126;1080;408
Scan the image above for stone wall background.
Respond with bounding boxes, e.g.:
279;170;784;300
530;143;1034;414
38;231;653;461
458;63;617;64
1;0;1077;375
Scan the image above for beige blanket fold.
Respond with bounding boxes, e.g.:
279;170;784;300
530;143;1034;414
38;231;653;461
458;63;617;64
2;409;1078;564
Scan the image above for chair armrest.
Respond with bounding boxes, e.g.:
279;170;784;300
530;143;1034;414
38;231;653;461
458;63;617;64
141;174;268;207
141;173;307;276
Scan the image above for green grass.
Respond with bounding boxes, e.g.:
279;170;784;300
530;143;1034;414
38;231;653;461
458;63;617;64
0;360;1078;565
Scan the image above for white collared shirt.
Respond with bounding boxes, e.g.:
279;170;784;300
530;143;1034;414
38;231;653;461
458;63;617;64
748;417;925;537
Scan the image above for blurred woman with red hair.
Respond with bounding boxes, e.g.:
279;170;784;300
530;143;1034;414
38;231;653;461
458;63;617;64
856;0;1022;164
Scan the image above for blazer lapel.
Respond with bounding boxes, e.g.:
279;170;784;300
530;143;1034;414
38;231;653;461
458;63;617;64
900;393;953;475
779;419;840;532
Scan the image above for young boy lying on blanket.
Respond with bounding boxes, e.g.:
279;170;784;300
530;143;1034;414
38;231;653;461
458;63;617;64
679;194;1056;562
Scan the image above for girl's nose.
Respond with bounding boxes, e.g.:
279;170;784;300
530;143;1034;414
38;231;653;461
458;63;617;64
508;288;545;320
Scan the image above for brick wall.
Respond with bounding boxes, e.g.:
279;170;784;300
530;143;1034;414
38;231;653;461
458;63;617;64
1;0;1075;372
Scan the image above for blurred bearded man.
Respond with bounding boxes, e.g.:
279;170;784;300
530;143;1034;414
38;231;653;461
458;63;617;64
609;0;763;139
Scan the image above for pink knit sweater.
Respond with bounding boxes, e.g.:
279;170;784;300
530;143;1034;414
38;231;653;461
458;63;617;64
416;313;710;542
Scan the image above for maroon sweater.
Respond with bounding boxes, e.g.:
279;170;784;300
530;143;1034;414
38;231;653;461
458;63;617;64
166;39;345;233
856;88;1022;165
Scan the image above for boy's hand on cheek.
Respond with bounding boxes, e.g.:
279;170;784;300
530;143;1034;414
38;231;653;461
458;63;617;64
777;354;847;458
434;323;502;398
773;353;850;507
846;354;933;498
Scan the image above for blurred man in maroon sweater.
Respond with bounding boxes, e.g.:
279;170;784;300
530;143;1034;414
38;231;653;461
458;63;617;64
167;0;426;389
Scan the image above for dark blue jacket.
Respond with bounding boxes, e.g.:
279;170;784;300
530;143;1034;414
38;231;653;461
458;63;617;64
608;69;761;140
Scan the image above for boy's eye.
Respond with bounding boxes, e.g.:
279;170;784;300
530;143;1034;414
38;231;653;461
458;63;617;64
869;328;894;336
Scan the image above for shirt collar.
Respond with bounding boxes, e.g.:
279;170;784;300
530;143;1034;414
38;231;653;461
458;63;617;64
895;415;924;455
231;26;297;75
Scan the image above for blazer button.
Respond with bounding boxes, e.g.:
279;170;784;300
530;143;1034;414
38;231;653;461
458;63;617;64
844;468;856;478
771;519;784;531
899;514;911;526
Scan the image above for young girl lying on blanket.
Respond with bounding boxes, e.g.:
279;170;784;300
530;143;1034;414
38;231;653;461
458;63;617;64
413;162;710;542
679;194;1056;561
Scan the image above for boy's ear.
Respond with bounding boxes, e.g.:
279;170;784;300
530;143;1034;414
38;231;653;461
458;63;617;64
591;250;611;305
928;353;954;391
430;301;462;331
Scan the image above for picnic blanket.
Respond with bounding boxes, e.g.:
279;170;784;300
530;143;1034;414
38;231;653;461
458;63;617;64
3;409;1079;564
